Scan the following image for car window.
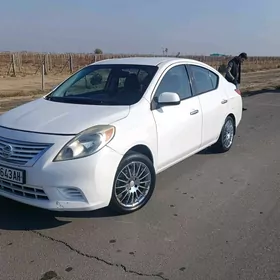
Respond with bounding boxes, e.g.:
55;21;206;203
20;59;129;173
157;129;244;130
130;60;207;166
117;68;152;92
209;70;219;89
155;65;192;100
66;69;110;95
46;64;158;106
190;65;218;95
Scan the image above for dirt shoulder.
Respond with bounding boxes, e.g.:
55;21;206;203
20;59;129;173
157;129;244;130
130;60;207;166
0;74;69;96
241;68;280;92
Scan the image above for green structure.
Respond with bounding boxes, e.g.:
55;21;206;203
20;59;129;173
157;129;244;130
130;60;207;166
210;53;227;57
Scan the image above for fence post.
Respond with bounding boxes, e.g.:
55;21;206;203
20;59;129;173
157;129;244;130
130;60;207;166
69;54;73;73
49;54;53;71
18;53;22;73
41;63;45;91
12;54;16;77
44;54;48;75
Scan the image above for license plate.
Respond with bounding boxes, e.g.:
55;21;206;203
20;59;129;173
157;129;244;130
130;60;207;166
0;165;26;184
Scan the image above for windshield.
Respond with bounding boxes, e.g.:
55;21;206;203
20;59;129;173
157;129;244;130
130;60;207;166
45;64;158;105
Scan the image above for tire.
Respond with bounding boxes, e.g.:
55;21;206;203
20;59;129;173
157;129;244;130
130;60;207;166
212;116;235;153
109;152;156;214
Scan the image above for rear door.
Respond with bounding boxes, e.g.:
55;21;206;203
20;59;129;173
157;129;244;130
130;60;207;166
187;64;229;147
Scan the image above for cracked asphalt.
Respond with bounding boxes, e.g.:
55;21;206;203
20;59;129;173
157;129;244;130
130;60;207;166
1;90;280;280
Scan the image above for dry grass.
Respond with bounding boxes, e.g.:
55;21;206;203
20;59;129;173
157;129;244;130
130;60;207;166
242;69;280;92
0;74;68;113
0;74;68;96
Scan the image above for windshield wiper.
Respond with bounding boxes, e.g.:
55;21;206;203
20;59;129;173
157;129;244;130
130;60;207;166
44;96;122;105
80;99;122;105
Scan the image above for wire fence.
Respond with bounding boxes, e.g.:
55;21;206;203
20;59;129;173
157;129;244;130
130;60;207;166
1;52;280;77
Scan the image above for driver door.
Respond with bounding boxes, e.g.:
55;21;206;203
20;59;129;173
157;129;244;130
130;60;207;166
152;64;202;171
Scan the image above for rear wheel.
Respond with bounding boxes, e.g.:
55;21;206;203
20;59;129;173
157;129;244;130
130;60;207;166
213;116;235;153
109;152;156;214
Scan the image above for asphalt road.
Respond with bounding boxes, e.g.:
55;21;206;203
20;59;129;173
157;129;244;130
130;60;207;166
1;90;280;280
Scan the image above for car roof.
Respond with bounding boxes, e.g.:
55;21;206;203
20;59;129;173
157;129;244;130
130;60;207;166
92;56;200;67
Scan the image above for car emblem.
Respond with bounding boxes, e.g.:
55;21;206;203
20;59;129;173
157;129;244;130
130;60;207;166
2;144;13;158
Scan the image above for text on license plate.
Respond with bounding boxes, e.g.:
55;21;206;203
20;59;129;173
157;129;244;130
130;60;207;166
0;165;25;184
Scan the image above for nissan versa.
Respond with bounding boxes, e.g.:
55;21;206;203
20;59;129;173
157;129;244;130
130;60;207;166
0;57;242;214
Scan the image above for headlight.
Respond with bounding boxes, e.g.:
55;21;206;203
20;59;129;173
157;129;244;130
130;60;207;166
54;125;115;162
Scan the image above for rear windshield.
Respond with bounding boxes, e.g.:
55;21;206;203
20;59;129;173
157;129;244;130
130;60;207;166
45;64;158;105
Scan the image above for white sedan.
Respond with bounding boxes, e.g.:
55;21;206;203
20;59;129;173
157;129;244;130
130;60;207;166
0;57;242;214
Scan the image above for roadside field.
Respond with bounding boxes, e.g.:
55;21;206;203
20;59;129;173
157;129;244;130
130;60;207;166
1;52;280;78
0;69;280;114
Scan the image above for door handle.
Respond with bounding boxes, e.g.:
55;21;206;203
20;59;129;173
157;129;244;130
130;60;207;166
190;109;199;115
221;99;228;104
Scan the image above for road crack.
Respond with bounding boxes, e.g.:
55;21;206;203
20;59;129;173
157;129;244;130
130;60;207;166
31;230;169;280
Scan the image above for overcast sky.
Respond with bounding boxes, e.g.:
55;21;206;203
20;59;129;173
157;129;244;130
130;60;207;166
0;0;279;56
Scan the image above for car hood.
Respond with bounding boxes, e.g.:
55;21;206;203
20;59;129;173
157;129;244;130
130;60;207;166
0;98;130;134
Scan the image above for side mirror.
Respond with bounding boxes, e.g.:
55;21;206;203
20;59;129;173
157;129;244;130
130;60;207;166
157;92;180;106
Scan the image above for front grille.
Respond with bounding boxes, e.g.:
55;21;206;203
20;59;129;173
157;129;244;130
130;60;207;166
0;179;49;200
0;136;52;166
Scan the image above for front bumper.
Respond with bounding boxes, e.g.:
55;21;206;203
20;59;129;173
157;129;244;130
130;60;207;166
0;127;123;211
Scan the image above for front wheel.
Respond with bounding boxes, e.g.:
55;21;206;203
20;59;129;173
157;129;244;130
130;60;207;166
213;116;235;153
109;152;156;214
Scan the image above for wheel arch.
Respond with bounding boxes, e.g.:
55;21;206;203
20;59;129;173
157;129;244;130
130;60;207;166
124;144;154;164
